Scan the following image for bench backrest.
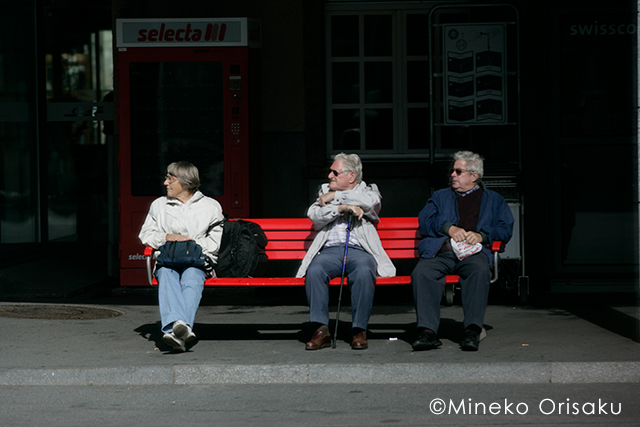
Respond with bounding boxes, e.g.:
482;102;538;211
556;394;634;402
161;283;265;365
243;217;421;261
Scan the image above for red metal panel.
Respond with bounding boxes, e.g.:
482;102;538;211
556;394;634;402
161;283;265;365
446;275;460;284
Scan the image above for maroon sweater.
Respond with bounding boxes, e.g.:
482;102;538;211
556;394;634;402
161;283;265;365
439;186;483;254
457;186;483;232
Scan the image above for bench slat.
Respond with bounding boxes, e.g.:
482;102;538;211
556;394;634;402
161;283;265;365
379;240;421;249
244;217;421;231
265;240;419;251
149;276;411;286
376;217;419;229
377;229;421;239
263;231;315;241
265;250;307;260
266;241;312;251
243;218;312;230
265;249;419;259
383;249;419;258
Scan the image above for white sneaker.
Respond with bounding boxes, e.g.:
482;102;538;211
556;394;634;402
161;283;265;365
163;332;186;352
173;320;196;343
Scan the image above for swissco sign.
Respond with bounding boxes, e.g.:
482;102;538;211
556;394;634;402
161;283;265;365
116;18;260;47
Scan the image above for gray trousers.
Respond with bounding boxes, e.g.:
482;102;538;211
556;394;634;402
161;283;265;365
411;251;491;333
305;246;377;330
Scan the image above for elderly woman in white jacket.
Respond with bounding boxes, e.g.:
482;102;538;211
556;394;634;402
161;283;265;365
139;162;223;352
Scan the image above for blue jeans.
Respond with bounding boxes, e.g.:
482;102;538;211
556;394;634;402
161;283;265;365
411;251;491;333
156;267;205;333
304;246;377;330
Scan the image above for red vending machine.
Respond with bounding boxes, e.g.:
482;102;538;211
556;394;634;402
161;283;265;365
116;18;261;286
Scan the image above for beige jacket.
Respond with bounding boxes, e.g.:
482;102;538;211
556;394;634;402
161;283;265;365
295;182;396;278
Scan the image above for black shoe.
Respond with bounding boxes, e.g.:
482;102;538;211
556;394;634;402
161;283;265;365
460;329;479;351
411;329;442;351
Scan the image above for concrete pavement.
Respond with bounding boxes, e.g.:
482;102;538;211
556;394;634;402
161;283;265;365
0;287;638;386
0;251;638;386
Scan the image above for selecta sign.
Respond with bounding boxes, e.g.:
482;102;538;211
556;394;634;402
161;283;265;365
116;18;260;47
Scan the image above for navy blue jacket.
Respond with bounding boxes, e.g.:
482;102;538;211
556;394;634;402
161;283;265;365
417;184;514;265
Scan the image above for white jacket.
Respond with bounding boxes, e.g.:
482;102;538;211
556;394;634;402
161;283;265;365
138;190;224;264
295;182;396;278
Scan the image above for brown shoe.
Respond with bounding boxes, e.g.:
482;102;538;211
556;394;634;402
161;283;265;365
351;330;368;350
305;326;331;350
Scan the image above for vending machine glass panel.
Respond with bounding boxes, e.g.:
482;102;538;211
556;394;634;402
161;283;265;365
129;61;224;198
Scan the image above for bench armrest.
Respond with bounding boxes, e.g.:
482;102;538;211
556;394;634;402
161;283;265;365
144;246;158;285
490;241;503;284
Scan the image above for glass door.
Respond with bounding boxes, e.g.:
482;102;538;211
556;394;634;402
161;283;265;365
42;3;113;243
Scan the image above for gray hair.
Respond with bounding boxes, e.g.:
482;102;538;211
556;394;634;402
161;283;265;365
453;151;484;181
333;152;363;183
167;161;200;193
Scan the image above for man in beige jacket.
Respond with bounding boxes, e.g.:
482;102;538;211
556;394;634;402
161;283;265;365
296;153;395;351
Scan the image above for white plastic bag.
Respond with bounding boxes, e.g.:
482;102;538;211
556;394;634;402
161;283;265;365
450;238;482;260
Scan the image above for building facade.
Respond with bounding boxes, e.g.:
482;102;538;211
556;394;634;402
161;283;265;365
0;0;637;296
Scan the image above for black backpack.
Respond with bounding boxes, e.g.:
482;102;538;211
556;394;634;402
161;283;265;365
212;218;268;277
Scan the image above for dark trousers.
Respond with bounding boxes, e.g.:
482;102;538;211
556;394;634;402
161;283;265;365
411;251;491;333
305;246;377;330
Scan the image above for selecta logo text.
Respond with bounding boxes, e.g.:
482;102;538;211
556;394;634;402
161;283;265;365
117;18;249;47
137;23;227;42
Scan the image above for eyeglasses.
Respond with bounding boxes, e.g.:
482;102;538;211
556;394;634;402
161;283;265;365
330;169;347;177
164;174;178;182
449;168;472;176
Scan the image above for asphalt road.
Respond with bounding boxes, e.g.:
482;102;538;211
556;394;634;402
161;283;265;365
1;383;638;427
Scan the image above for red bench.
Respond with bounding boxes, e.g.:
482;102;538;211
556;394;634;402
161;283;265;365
144;217;502;303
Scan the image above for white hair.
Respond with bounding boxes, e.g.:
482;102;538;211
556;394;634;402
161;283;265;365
333;152;363;182
453;151;484;181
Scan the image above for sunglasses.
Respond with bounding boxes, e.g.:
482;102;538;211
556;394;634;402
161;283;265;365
330;169;347;177
449;168;472;176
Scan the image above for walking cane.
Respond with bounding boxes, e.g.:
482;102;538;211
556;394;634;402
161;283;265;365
332;210;353;349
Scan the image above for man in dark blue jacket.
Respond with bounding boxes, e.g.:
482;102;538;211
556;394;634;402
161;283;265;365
411;151;514;351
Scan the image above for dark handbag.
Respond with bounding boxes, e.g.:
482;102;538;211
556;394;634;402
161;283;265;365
155;240;208;271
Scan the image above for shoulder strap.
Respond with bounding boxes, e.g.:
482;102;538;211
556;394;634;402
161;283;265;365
206;214;228;236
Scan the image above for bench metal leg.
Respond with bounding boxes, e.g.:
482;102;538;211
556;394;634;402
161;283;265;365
518;276;529;304
444;282;455;306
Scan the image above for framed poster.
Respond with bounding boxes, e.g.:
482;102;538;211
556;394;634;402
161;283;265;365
443;24;506;124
